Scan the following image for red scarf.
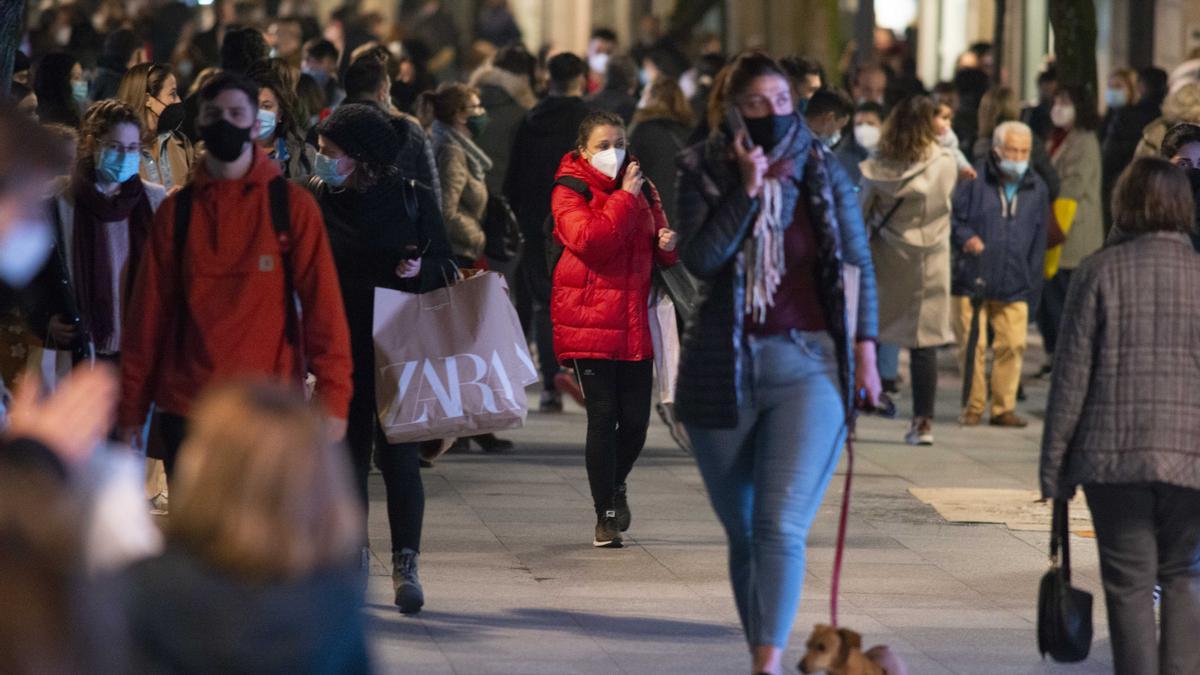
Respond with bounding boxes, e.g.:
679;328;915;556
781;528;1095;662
70;170;153;348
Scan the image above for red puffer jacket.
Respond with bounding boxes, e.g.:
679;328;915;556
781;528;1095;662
550;151;678;363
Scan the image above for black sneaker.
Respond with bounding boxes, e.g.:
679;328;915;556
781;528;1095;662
593;511;623;548
539;389;563;413
471;433;514;453
613;484;631;532
392;548;424;614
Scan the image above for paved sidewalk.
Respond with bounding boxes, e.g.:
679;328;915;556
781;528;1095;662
364;346;1115;674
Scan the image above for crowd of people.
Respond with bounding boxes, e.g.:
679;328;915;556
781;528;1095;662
2;1;1200;673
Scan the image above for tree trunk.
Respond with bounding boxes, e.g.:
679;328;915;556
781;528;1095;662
992;0;1006;85
1048;0;1098;115
0;0;25;102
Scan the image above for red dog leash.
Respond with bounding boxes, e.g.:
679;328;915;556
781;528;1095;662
830;423;855;628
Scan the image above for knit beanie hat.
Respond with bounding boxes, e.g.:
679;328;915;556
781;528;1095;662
317;103;401;167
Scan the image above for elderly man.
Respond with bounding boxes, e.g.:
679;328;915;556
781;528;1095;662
951;121;1049;427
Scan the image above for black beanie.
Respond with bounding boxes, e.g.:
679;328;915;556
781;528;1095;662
317;104;402;167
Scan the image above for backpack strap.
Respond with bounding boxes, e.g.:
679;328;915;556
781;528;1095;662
267;176;300;350
173;185;193;352
553;175;592;201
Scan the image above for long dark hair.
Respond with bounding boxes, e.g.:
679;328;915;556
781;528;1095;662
247;62;302;142
33;52;81;127
721;51;792;106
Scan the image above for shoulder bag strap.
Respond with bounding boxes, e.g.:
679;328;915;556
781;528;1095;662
869;196;905;240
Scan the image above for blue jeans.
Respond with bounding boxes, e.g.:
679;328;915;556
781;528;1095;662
685;330;847;648
877;342;899;381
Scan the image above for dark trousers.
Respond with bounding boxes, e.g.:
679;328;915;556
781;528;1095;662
1086;483;1200;675
1037;269;1072;357
575;358;653;514
515;255;559;390
156;412;187;479
347;387;424;554
909;346;938;419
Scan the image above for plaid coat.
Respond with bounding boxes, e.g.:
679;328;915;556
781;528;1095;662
1040;232;1200;499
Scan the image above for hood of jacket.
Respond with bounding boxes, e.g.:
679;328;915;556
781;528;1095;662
193;145;282;190
555;149;623;194
860;143;955;193
470;66;536;109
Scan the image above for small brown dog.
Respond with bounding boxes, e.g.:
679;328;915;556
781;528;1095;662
797;624;908;675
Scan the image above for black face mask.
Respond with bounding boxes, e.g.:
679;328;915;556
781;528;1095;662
198;118;251;162
1188;167;1200;194
744;113;795;152
156;102;185;136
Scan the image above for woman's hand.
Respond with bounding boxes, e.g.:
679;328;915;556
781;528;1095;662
854;340;883;410
8;365;118;467
733;130;768;198
621;160;644;195
396;257;422;279
47;314;78;348
657;228;679;252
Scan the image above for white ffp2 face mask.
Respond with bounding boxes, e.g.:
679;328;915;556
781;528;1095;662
588;147;625;179
854;124;881;152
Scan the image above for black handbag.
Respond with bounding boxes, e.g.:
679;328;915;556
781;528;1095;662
1037;499;1093;663
483;194;523;262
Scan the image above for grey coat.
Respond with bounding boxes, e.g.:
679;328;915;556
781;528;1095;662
431;120;493;260
1050;128;1104;269
1040;232;1200;499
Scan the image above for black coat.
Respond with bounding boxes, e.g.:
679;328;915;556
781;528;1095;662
504;95;591;262
1101;98;1161;227
628;116;690;227
674;126;879;428
123;547;370;675
311;174;455;392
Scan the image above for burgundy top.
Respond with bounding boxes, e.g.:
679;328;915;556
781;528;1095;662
748;188;828;336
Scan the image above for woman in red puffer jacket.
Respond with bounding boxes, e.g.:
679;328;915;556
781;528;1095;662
550;110;679;549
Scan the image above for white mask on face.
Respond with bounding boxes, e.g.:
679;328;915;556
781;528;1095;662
0;218;54;287
588;147;625;179
1051;103;1076;129
854;124;881;152
588;52;610;75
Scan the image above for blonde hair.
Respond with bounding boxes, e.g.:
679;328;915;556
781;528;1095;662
976;85;1021;141
1163;82;1200;124
168;381;362;581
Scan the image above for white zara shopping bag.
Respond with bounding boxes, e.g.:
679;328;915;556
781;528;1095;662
372;271;538;444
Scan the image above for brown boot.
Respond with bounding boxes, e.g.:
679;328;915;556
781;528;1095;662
958;411;983;426
990;411;1029;428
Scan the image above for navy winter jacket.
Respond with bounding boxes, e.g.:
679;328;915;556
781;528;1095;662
951;156;1049;304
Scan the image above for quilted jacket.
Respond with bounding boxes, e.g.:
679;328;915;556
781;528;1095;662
549;151;677;363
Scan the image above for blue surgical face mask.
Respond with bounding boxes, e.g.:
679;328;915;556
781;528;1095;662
1105;88;1128;108
0;219;54;287
819;130;841;148
303;66;329;88
71;80;89;104
314;152;350;187
257;109;278;141
998;158;1029;179
96;148;141;184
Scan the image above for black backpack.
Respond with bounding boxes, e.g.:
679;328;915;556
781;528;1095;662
543;177;656;273
172;176;301;363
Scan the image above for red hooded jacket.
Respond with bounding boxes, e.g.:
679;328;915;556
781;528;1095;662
118;147;353;427
550;152;678;363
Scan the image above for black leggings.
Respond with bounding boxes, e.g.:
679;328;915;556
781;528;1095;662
347;388;424;554
575;359;653;514
910;347;938;419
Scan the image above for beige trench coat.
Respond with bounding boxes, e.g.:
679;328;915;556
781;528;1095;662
860;144;959;348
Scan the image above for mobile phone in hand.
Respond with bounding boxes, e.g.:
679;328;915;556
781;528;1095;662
725;106;753;150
